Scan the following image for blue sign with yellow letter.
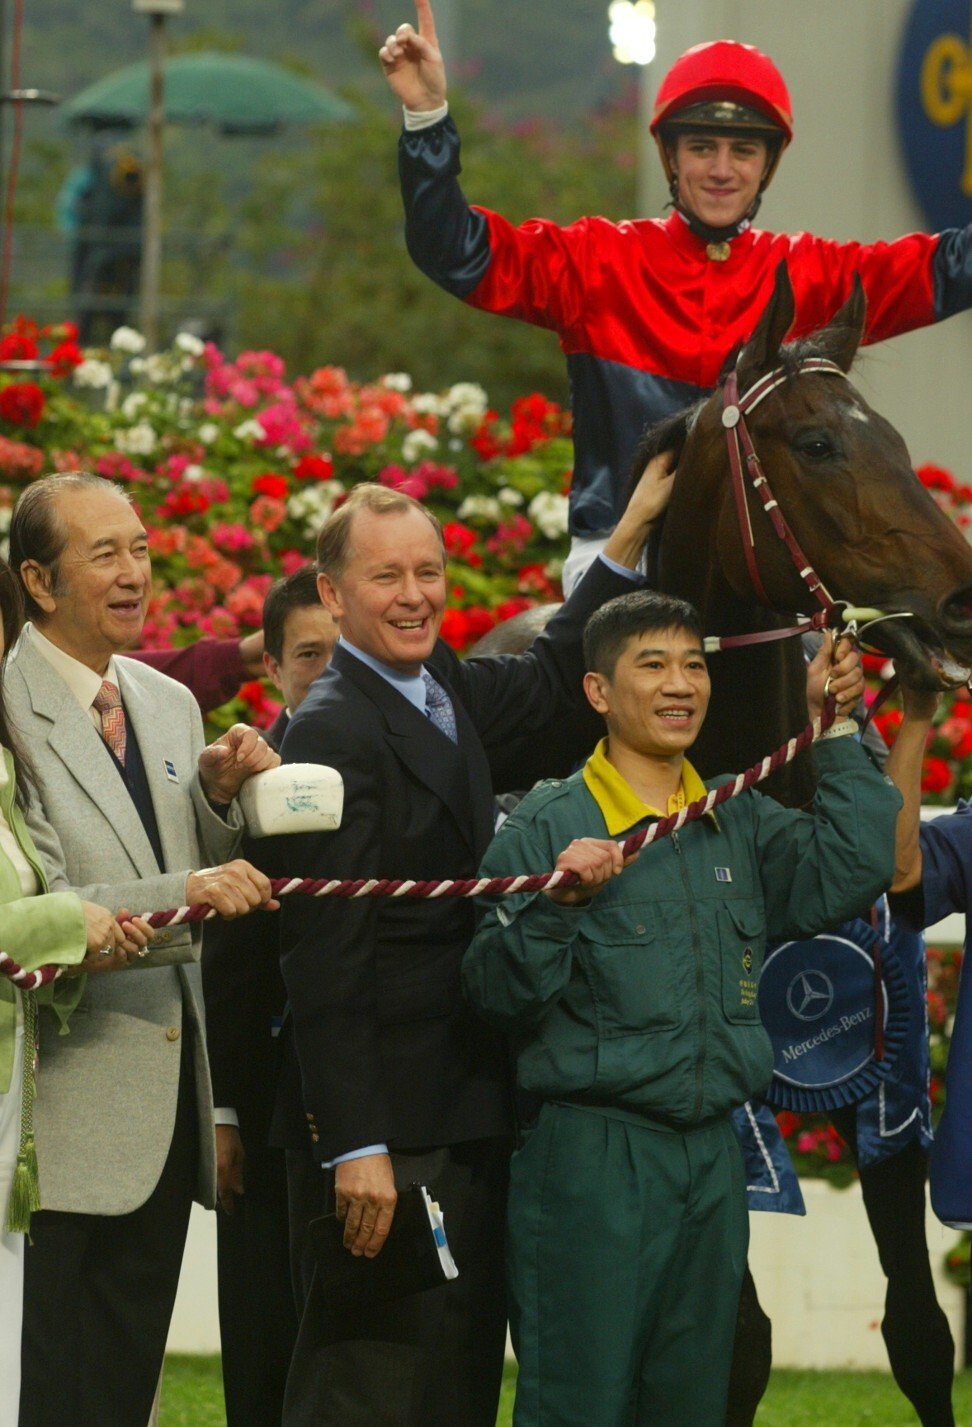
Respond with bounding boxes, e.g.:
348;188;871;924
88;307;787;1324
898;0;972;230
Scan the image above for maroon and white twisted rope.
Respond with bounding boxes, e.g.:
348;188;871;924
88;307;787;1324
3;702;837;992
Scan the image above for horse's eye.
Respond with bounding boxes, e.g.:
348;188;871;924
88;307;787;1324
793;434;838;462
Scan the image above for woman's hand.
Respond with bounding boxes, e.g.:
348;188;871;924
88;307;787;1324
69;901;153;975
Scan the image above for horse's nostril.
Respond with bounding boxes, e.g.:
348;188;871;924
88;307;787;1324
942;586;972;627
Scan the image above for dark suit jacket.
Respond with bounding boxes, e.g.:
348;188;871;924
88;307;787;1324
202;707;290;1157
272;558;636;1161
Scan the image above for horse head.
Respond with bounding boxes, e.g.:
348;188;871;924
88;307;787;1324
650;263;972;693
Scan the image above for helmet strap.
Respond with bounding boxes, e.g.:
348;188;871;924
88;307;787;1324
670;186;762;245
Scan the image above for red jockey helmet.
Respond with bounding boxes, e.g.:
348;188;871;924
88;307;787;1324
650;41;794;188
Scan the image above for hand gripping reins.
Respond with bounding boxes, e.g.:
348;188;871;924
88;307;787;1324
1;698;839;992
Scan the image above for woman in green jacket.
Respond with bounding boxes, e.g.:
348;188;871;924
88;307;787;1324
0;555;149;1423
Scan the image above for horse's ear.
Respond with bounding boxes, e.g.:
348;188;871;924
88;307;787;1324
812;273;867;373
736;262;795;392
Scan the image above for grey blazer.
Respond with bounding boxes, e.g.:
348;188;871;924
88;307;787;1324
4;630;243;1215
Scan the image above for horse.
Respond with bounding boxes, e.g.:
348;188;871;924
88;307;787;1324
638;264;972;808
623;263;972;1427
478;265;972;1427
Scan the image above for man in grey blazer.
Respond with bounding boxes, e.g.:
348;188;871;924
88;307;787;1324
5;473;279;1427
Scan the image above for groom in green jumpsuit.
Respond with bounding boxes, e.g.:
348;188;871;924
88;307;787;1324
462;590;901;1427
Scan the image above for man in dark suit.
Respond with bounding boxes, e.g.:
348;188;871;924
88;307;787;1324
203;566;337;1427
273;460;674;1427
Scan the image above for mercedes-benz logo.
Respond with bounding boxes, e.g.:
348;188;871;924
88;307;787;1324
786;969;834;1023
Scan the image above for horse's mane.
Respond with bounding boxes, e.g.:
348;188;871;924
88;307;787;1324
623;333;841;511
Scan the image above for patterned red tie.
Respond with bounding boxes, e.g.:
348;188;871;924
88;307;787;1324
93;680;127;766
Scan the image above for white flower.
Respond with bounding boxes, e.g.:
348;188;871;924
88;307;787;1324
457;495;502;523
144;353;174;384
401;428;438;464
528;491;570;540
287;481;346;538
445;381;488;411
198;422;220;445
0;507;12;534
411;393;446;417
233;419;263;442
182;464;205;483
114;421;157;456
73;358;113;390
105;380;120;414
121;391;148;420
382;372;412;392
110;326;146;355
174;331;205;357
498;486;524;507
129;357;146;376
445;381;489;436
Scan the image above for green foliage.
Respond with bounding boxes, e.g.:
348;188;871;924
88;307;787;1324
10;6;642;404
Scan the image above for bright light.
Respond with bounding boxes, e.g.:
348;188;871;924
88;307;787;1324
608;0;656;66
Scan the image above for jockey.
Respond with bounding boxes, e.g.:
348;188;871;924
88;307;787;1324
381;2;972;594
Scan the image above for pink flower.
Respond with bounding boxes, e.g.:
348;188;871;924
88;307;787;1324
249;495;287;533
415;460;459;491
279;548;311;577
255;402;312;453
379;464;429;500
211;522;256;554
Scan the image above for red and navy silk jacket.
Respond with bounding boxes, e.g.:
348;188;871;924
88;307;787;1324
400;115;972;537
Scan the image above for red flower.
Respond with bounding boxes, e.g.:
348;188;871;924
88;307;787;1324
47;339;84;376
442;522;478;557
493;596;534;622
921;756;953;795
439;608;471;650
161;487;211;518
238;680;267;707
0;332;38;362
775;1111;801;1139
0;381;44;428
251;472;290;500
916;463;957;494
293;453;334;481
470;411;501;462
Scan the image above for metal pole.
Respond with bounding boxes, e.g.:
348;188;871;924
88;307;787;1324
636;57;657;217
139;10;165;350
0;0;6;245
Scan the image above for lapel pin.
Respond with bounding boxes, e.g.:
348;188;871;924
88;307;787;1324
163;759;179;783
715;867;733;883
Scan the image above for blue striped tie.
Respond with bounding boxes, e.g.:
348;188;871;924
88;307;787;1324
422;672;458;743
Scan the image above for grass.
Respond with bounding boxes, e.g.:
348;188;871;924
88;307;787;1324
160;1357;972;1424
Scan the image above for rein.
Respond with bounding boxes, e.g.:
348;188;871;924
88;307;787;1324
0;699;838;992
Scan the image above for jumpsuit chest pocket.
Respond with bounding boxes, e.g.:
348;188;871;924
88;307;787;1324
718;900;765;1024
578;906;679;1036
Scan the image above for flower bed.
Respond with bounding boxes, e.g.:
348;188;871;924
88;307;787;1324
0;319;575;731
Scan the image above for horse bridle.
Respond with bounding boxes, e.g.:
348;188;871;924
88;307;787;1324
707;355;905;656
715;352;927;746
722;357;841;618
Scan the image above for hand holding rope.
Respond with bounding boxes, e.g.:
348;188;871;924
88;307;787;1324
2;697;839;992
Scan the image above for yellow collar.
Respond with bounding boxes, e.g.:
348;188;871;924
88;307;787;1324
582;738;715;837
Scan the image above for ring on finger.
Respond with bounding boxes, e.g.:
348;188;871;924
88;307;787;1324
98;944;114;957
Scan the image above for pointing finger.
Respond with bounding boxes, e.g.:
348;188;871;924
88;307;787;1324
414;0;439;45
